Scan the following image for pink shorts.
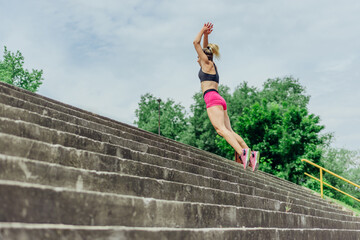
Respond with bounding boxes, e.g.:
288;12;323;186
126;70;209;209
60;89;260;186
203;90;227;110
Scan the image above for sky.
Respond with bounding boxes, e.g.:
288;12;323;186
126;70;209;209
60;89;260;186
0;0;359;150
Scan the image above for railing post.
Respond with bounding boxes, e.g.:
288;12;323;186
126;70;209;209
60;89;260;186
320;168;323;199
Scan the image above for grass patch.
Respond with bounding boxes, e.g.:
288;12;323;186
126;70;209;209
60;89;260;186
324;196;360;217
303;186;360;216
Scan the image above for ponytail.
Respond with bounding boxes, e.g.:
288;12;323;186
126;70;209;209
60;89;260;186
202;43;220;61
208;43;220;60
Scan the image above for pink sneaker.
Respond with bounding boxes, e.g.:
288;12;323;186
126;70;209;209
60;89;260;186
250;151;260;171
235;151;242;164
240;148;251;169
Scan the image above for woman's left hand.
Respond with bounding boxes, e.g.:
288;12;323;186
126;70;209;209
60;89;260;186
203;22;213;35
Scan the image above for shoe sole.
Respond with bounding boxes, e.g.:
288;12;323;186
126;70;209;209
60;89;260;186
235;151;242;163
243;150;250;170
253;152;260;171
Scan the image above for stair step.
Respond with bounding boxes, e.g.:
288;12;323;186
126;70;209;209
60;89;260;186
1;181;359;229
0;86;331;201
0;95;322;202
0;109;339;209
1;223;360;240
0;133;349;217
1;82;358;238
1;154;357;222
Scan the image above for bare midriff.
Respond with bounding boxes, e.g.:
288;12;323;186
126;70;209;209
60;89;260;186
201;81;219;95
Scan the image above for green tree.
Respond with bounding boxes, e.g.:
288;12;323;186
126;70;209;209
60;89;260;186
216;76;332;184
233;100;331;183
260;76;310;108
227;81;259;119
134;93;188;141
134;77;333;187
0;46;43;92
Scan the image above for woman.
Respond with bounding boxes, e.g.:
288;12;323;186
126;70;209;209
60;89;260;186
193;22;259;171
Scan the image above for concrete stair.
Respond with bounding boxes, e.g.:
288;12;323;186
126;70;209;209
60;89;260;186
0;81;359;239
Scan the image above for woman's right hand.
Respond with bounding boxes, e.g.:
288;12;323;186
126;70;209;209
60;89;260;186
203;22;213;35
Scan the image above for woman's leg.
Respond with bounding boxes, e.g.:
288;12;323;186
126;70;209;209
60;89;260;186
223;110;249;149
207;105;244;154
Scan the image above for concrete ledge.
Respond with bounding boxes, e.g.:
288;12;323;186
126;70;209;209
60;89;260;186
0;102;325;201
0;87;331;201
0;181;359;229
0;133;348;217
0;97;320;201
0;116;337;210
1;224;360;240
1;155;357;222
1;82;357;237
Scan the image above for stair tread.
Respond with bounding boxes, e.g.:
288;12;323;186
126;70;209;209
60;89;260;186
0;113;333;206
1;180;359;225
0;91;322;197
2;154;358;222
0;133;347;216
1;222;360;231
1;82;359;234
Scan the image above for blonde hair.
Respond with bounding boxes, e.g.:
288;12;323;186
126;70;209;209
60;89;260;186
203;43;220;61
208;43;220;59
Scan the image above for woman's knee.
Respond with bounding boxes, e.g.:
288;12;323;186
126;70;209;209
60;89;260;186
215;126;229;137
226;126;234;133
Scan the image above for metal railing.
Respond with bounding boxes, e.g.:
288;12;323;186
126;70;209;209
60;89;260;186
302;159;360;203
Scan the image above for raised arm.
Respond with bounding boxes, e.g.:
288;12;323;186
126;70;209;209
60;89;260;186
193;23;213;63
203;34;209;49
203;22;213;48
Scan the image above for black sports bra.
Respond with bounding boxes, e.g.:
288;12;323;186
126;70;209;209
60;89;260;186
198;63;219;83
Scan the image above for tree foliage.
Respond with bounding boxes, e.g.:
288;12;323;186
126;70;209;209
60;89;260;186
215;76;332;184
233;100;331;183
134;93;188;141
260;76;310;108
135;76;334;184
0;46;43;92
134;76;360;210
